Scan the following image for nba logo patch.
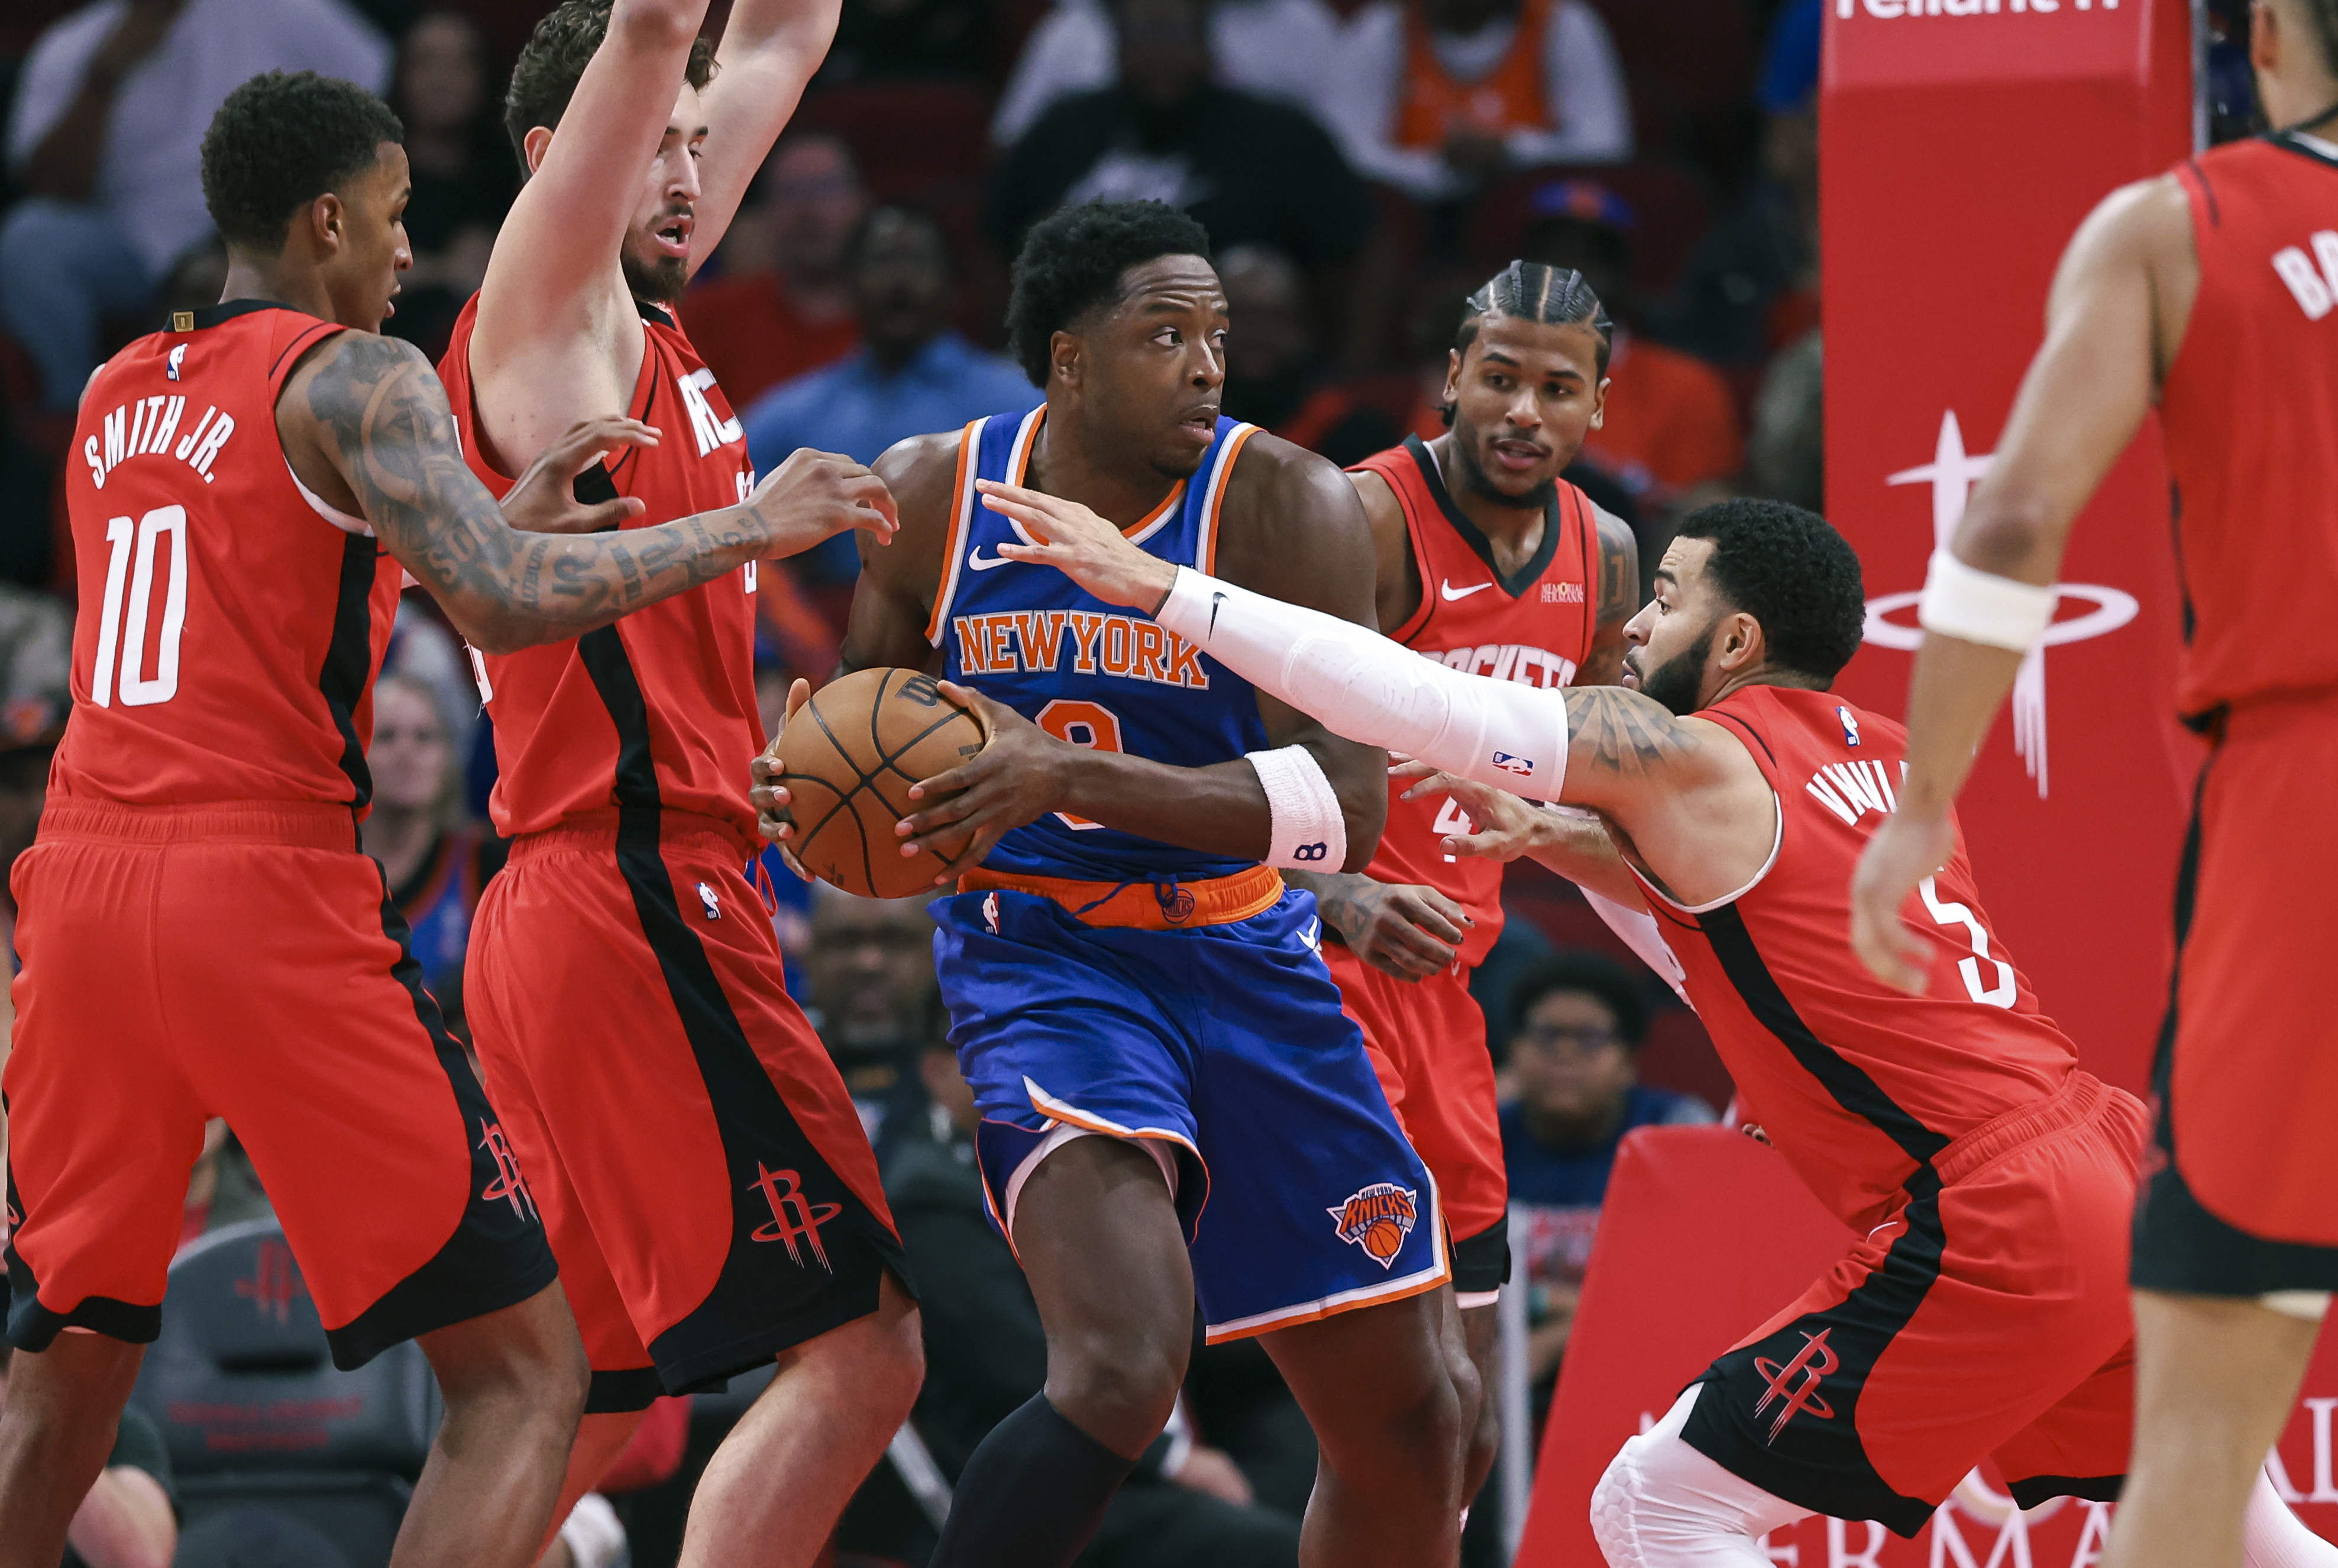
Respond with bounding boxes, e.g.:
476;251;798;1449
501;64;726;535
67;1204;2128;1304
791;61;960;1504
697;881;722;920
1838;706;1861;748
1328;1182;1418;1269
1492;752;1534;777
982;891;1001;934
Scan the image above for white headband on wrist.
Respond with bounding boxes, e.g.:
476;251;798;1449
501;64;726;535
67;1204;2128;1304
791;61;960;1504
1916;549;2056;653
1246;744;1347;871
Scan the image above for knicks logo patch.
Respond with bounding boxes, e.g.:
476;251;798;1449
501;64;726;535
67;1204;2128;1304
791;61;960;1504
1328;1183;1418;1269
748;1163;843;1272
1751;1328;1839;1442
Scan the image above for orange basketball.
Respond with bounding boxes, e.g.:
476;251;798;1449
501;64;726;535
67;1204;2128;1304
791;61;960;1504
770;668;989;900
1363;1217;1407;1262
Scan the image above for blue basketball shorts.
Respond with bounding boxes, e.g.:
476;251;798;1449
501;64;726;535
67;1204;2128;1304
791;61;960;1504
932;882;1450;1341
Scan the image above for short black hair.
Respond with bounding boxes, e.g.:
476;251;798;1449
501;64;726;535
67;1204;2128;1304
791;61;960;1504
505;0;717;166
842;204;949;276
201;72;404;252
1005;201;1213;386
1507;951;1653;1050
1673;498;1867;684
1454;259;1612;376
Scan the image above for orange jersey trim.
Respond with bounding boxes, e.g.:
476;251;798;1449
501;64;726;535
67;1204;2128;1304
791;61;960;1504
923;418;987;646
1196;423;1260;576
959;863;1283;930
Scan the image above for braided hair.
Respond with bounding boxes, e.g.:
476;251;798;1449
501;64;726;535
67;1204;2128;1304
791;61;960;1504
1454;260;1613;374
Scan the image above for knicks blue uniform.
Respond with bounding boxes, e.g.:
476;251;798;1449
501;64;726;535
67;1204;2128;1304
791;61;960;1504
926;406;1448;1341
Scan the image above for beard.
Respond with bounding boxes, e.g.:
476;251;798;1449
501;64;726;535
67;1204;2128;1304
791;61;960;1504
1451;427;1557;512
1634;624;1715;716
622;244;688;307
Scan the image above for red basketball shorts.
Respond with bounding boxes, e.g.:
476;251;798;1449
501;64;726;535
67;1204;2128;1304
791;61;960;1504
1324;943;1507;1299
464;809;906;1412
2135;697;2338;1294
3;799;556;1366
1683;1072;2148;1534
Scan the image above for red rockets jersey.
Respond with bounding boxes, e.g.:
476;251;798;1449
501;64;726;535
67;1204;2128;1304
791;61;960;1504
1632;686;2081;1232
1349;435;1598;966
439;293;761;840
2162;133;2338;718
51;302;403;811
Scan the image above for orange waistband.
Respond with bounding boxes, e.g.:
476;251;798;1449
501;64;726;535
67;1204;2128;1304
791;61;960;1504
1933;1070;2116;1187
959;864;1284;930
509;807;756;867
37;796;361;851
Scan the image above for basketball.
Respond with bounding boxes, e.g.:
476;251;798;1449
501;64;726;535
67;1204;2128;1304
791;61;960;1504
770;668;989;900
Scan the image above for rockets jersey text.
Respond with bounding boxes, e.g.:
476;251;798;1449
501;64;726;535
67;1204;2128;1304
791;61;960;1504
438;293;762;841
932;407;1269;882
1347;435;1600;967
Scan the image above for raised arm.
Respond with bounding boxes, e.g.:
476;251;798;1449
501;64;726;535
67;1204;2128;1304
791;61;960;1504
1851;175;2194;992
281;332;894;652
687;0;842;272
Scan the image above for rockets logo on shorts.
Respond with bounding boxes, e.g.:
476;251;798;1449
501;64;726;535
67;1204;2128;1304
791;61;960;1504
478;1118;538;1223
1752;1327;1840;1442
748;1162;842;1272
1328;1182;1419;1269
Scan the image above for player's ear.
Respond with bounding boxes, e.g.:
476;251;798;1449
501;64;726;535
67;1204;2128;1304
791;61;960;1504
522;125;554;179
309;191;345;256
1050;329;1081;390
1443;348;1463;408
1721;612;1764;674
1590;374;1610;429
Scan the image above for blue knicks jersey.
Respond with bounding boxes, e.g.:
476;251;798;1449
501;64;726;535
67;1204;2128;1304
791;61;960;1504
930;407;1266;883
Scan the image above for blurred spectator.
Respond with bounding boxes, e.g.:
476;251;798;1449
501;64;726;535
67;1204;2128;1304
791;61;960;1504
883;1040;1302;1567
1;0;390;410
158;236;229;319
1330;0;1629;202
1500;953;1713;1385
986;0;1376;286
0;586;74;966
1518;181;1742;500
1744;327;1822;512
806;885;942;1162
0;1341;177;1568
365;673;500;997
1649;0;1819;365
686;134;868;409
384;596;480;763
742;205;1035;578
991;0;1379;148
384;11;516;359
1217;243;1403;468
820;0;991;80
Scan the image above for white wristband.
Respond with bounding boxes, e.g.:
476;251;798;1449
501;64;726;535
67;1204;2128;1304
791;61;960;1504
1246;744;1347;871
1916;549;2055;653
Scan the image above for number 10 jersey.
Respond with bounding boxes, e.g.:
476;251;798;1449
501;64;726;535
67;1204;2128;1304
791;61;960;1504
53;302;403;811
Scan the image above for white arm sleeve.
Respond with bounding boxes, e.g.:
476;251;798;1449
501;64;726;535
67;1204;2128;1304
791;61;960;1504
1155;567;1572;801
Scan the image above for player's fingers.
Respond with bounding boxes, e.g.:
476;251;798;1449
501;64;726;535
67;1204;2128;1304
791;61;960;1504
785;678;810;723
895;787;980;840
840;471;900;529
924;820;1000;885
580;496;646;529
1396;896;1467;946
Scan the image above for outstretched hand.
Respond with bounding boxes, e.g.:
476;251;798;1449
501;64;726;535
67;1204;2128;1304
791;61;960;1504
754;448;901;558
1849;807;1955;995
980;480;1180;612
1389;759;1543;863
500;416;657;534
749;677;813;878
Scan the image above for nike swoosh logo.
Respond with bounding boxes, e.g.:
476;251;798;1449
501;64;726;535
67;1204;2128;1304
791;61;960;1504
1209;591;1227;635
1441;580;1494;601
968;548;1010;571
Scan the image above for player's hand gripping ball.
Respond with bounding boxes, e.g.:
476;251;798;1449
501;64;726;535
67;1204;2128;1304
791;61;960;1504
763;668;989;899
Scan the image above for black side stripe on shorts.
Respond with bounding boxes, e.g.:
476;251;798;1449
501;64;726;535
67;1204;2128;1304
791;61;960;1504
577;610;903;1396
326;871;559;1372
321;532;381;810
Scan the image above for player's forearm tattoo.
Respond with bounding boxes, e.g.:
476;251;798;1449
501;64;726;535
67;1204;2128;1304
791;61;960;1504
302;334;770;639
1565;686;1702;780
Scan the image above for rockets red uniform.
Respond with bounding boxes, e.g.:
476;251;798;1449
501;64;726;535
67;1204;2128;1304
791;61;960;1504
1333;437;1599;1295
4;302;555;1365
2132;130;2338;1292
1639;686;2146;1533
439;296;903;1410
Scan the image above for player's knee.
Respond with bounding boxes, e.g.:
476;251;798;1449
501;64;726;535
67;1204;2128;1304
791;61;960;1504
425;1286;590;1430
1589;1415;1802;1568
1047;1328;1188;1454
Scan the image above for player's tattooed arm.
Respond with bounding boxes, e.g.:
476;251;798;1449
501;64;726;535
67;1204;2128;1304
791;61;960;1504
1576;505;1641;688
283;332;896;652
